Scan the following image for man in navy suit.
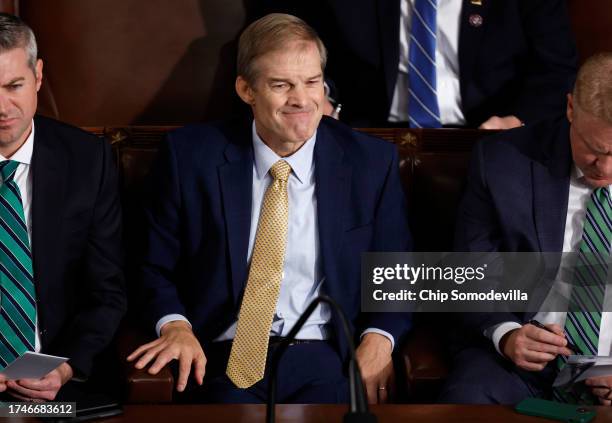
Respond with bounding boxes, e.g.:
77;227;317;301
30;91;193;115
0;14;125;401
440;53;612;405
257;0;577;128
128;13;412;403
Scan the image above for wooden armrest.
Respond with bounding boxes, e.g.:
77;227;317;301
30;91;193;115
400;322;449;402
116;322;174;403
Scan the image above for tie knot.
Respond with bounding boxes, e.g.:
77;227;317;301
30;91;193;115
269;160;292;182
0;160;19;182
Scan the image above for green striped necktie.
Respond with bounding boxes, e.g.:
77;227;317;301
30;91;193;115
0;160;36;369
554;186;611;403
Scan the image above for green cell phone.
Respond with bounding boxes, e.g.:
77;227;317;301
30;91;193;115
515;398;596;423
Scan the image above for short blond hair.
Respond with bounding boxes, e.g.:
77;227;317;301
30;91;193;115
237;13;327;85
573;52;612;124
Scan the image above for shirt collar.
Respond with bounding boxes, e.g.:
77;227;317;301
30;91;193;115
573;164;584;182
251;120;316;184
0;119;35;165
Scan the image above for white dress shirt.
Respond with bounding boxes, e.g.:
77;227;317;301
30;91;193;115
158;122;394;347
488;167;612;356
389;0;465;125
0;120;40;352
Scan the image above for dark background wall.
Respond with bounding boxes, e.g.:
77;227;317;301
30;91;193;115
567;0;612;64
0;0;610;126
0;0;258;126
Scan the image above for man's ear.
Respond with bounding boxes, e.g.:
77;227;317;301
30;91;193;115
235;76;255;106
566;93;574;124
34;59;43;92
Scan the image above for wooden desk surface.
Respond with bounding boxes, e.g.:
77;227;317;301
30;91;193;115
97;404;612;422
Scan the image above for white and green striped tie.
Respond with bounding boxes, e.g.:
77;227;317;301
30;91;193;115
0;160;36;369
554;186;611;403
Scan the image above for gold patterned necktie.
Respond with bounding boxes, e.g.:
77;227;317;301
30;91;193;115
226;159;292;388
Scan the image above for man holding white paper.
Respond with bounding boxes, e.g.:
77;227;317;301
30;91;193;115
0;14;125;401
441;53;612;405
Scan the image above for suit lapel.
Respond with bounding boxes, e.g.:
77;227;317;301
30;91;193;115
458;0;492;97
528;123;571;318
533;121;572;252
30;116;67;316
218;124;253;306
314;124;351;300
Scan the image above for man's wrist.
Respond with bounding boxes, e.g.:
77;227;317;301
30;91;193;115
160;320;193;335
58;362;74;385
156;314;191;336
360;332;392;355
361;328;395;350
488;321;522;356
499;328;520;360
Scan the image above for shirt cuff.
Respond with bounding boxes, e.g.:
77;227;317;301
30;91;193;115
485;322;522;357
361;328;395;350
156;314;191;337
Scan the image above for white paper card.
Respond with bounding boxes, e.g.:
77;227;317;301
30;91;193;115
0;352;68;380
553;355;612;387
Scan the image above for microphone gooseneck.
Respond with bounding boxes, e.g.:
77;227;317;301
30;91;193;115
266;294;377;423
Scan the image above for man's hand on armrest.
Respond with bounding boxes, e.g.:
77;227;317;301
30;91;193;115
500;323;572;372
356;332;394;404
127;320;206;392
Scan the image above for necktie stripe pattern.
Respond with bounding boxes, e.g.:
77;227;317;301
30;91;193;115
0;195;28;241
554;187;611;403
408;62;437;94
575;253;606;290
226;160;292;388
0;160;36;369
573;258;604;310
424;0;437;10
0;262;35;307
408;0;441;128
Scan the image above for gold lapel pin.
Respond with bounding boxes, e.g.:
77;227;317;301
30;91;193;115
470;0;482;5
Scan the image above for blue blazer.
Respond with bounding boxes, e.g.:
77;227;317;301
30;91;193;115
455;118;572;334
140;116;413;357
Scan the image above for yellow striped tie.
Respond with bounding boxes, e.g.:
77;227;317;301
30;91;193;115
226;160;292;388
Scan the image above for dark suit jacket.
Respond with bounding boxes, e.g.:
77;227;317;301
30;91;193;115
455;118;572;335
141;116;413;358
257;0;577;127
31;115;126;377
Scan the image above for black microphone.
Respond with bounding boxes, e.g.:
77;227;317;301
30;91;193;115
266;294;377;423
